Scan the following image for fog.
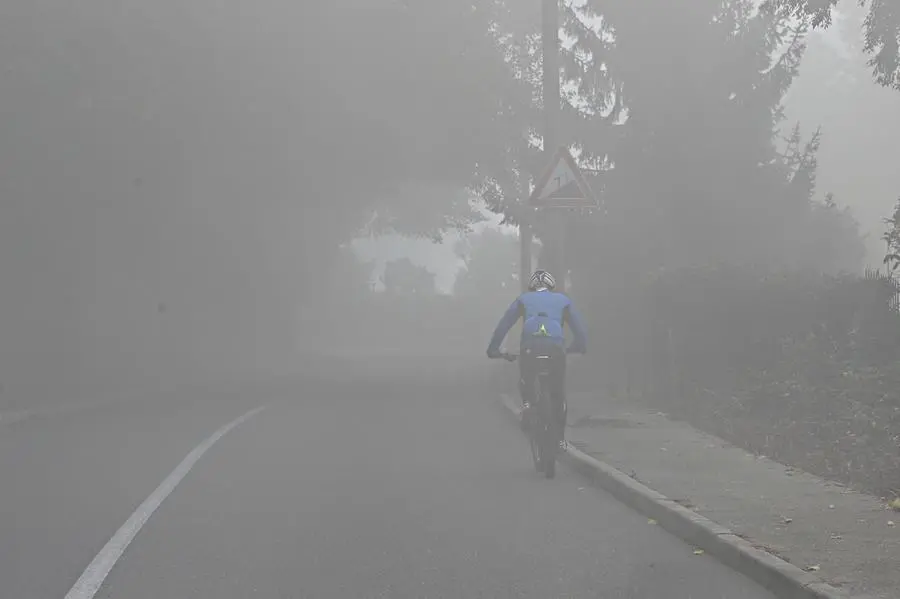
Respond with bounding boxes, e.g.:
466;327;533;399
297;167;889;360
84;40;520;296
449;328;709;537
1;0;898;440
0;0;515;402
5;4;900;598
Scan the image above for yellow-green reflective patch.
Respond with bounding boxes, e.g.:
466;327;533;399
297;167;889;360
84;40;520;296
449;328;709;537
533;323;551;337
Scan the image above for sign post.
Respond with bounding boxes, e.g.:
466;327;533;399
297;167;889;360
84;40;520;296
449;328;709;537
528;146;597;293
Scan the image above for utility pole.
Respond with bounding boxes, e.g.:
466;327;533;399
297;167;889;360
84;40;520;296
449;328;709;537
519;221;532;293
542;0;559;166
519;0;564;293
541;0;565;292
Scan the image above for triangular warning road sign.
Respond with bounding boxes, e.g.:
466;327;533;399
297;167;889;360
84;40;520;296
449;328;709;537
529;147;597;208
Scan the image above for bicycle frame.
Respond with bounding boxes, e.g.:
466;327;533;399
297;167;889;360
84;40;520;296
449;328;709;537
530;354;559;478
493;350;561;478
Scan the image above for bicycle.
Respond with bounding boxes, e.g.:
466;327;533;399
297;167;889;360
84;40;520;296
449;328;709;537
493;351;560;479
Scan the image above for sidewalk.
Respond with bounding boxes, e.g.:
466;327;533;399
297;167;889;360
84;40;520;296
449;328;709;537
561;391;900;599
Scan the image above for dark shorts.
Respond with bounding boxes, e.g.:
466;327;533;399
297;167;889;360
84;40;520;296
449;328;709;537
518;342;567;436
518;342;566;404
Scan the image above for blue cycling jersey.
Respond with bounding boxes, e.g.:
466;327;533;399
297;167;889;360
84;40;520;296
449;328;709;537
486;290;587;355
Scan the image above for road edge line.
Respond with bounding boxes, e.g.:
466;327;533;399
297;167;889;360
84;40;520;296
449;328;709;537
495;393;872;599
63;404;267;599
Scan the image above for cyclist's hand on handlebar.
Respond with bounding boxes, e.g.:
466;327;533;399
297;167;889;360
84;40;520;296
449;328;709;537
487;349;517;361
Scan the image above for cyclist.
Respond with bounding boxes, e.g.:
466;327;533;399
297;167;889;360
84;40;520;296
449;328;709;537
486;269;587;449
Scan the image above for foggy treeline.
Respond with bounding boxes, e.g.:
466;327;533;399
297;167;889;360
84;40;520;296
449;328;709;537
0;1;898;403
0;1;532;395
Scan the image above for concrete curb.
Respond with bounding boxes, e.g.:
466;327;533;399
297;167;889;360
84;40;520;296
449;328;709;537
496;393;873;599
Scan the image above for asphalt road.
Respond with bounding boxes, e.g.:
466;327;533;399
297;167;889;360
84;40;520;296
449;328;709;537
1;360;775;599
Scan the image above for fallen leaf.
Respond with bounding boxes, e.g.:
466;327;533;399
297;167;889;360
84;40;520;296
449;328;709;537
693;549;704;556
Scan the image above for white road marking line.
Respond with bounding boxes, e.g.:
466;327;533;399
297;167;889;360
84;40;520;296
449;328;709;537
63;404;267;599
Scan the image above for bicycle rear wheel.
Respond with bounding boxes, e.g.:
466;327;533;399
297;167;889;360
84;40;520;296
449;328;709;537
527;408;543;473
536;380;556;479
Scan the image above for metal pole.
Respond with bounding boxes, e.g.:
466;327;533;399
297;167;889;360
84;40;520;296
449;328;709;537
542;0;559;162
541;0;565;292
519;222;532;293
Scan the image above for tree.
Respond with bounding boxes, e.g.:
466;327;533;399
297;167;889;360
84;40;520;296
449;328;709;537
779;1;900;265
472;0;870;283
762;0;900;90
325;246;376;298
0;0;533;380
566;1;797;269
587;1;866;272
882;198;900;272
472;0;867;292
453;228;534;298
777;127;867;273
382;258;437;297
808;193;867;273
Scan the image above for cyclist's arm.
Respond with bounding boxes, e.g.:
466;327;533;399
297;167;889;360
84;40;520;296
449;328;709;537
564;302;588;354
486;298;523;356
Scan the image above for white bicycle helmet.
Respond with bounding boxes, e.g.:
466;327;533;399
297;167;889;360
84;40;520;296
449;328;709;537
528;269;556;291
